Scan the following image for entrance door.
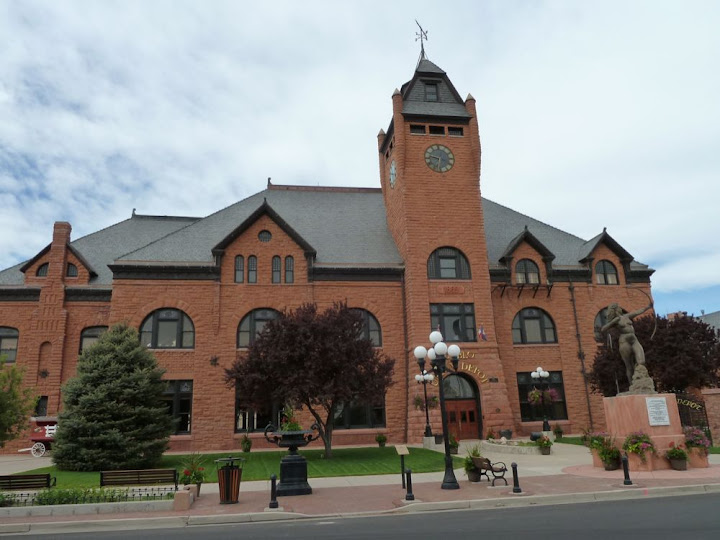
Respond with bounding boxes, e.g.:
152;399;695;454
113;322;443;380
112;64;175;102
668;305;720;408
443;374;481;440
446;400;479;440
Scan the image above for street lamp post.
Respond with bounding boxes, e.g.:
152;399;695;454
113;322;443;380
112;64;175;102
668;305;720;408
531;366;551;432
414;370;435;438
414;331;461;490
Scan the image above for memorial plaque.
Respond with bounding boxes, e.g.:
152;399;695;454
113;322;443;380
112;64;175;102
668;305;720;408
395;444;410;456
646;397;670;426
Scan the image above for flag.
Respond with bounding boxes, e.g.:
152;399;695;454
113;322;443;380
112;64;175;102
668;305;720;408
479;324;488;341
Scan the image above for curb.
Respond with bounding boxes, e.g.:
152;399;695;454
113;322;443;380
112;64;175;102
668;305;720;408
2;483;719;534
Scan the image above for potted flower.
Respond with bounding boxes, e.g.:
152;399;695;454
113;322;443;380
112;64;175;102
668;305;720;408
464;444;482;482
588;431;610;468
527;388;560;406
499;429;513;439
684;427;711;468
180;452;207;496
240;432;252;453
596;437;621;470
486;428;496;440
553;424;564;439
448;433;459;454
536;435;553;455
665;442;689;471
622;431;656;465
375;433;387;447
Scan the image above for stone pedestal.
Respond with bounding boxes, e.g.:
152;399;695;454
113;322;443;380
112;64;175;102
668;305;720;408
688;448;710;468
603;394;684;471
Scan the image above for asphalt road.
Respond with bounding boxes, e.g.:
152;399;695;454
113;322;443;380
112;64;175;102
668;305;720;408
19;493;720;540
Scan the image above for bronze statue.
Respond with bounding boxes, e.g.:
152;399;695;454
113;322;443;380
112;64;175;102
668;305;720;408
601;302;654;386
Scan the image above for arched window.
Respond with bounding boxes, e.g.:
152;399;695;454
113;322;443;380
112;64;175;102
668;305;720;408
248;256;257;283
594;308;609;342
272;256;281;283
0;327;19;363
443;374;476;399
237;308;280;348
285;256;294;284
595;260;618;285
80;326;108;353
427;247;471;279
66;263;78;277
140;309;195;349
352;309;382;347
515;259;540;284
235;256;244;283
512;308;557;344
36;263;49;277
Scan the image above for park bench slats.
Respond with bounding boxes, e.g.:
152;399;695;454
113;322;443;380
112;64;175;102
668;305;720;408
0;473;56;490
100;468;178;490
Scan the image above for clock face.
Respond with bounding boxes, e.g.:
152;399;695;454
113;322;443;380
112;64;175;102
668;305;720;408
389;160;397;188
424;145;455;173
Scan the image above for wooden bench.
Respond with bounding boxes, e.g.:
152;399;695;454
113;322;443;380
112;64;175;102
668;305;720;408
100;469;178;491
471;457;508;486
0;474;56;491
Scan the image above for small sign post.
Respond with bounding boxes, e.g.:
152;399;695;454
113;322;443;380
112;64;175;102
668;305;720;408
396;445;410;488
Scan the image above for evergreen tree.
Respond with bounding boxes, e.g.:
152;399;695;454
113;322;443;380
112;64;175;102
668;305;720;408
53;323;173;471
0;359;36;448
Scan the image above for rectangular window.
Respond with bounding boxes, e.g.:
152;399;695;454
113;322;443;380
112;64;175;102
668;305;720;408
410;124;426;135
333;401;385;430
517;372;568;422
429;125;445;135
0;337;18;363
448;127;464;137
235;391;281;433
425;83;438;102
235;256;244;283
272;257;281;284
248;256;257;284
285;257;294;283
163;380;193;434
439;257;457;278
430;304;477;342
34;396;49;417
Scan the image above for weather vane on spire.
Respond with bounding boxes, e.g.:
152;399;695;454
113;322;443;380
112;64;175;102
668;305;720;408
415;20;428;60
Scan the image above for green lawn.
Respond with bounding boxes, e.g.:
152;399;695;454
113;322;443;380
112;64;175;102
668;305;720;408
556;436;585;446
21;447;462;489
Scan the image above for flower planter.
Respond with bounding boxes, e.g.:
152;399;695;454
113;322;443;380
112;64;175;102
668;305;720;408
540;447;551;455
449;446;459;455
626;452;653;472
688;448;709;468
603;460;620;471
590;448;603;468
467;469;482;482
499;429;513;439
669;458;688;471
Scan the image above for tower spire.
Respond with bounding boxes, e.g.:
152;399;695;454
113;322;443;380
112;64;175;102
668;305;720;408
415;20;428;65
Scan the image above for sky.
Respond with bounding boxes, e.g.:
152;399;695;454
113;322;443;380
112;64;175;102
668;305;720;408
1;0;719;317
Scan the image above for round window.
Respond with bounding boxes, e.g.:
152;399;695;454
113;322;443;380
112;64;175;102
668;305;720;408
258;230;272;242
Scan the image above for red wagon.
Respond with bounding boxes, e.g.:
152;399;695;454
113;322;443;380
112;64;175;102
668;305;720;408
25;416;58;457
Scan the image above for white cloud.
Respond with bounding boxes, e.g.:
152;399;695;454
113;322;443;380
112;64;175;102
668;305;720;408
0;0;719;312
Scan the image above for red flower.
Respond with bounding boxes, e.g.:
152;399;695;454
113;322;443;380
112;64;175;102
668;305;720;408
183;469;190;476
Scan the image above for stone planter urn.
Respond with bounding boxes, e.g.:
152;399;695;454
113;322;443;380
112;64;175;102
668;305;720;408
540;446;551;455
467;469;482;482
264;424;320;496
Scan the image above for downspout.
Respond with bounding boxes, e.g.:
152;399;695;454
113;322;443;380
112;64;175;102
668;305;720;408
568;281;594;430
401;271;410;443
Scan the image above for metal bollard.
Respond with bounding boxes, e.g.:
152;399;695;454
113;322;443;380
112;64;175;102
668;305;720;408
621;453;633;486
405;468;415;501
269;474;279;508
511;462;522;494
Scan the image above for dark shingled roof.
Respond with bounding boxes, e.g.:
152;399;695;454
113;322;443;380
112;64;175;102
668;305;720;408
0;215;198;286
400;58;471;120
0;187;651;287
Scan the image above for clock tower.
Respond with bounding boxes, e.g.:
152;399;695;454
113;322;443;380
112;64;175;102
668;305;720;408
378;55;514;441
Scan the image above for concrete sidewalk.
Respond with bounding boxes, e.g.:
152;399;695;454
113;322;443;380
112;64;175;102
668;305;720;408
2;442;720;535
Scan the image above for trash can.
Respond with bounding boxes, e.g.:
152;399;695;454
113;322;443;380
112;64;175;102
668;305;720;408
215;456;245;504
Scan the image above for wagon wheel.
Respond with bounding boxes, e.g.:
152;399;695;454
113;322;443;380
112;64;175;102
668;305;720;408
30;442;46;458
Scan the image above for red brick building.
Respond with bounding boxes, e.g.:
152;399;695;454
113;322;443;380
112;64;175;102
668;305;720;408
0;55;653;453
